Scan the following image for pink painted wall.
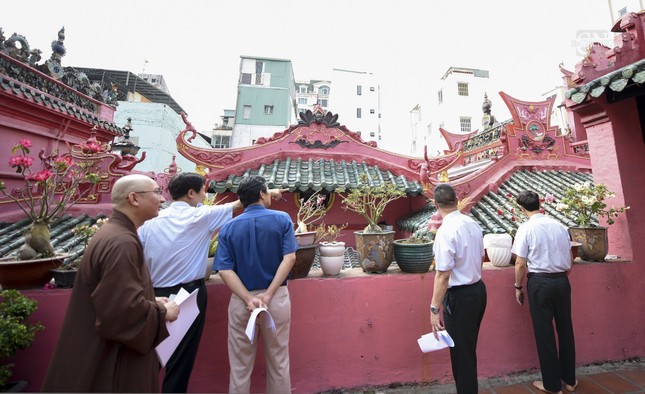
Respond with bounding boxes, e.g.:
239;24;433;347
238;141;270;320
10;261;645;393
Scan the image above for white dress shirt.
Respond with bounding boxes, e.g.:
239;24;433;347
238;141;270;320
433;210;485;288
138;201;233;287
511;214;571;273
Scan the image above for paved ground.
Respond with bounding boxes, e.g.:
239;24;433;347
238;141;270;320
318;359;645;393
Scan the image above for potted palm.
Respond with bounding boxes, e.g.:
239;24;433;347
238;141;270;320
0;134;106;288
315;223;348;276
340;174;406;273
555;182;629;261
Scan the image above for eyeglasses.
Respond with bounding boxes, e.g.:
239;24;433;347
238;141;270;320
134;188;162;195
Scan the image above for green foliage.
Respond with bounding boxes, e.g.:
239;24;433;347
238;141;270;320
339;174;406;233
0;290;44;386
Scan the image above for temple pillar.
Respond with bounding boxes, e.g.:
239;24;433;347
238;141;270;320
568;95;645;260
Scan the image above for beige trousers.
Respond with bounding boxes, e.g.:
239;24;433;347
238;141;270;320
227;286;291;394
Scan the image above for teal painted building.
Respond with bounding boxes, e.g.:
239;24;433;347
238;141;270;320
231;56;297;147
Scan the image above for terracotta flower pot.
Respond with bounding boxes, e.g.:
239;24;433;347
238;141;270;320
0;254;69;289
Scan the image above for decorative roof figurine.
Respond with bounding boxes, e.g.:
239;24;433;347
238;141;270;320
481;93;497;131
45;27;66;79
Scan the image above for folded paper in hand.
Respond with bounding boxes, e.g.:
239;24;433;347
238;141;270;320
417;330;455;353
155;287;200;367
245;307;276;343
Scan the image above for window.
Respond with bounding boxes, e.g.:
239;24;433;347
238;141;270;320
255;61;264;74
264;105;274;115
619;6;627;16
357;108;362;118
370;132;375;137
212;135;230;149
318;99;328;107
241;73;252;84
357;85;362;95
460;117;472;133
319;86;329;95
458;82;469;96
370;109;375;114
151;78;157;83
438;89;443;104
299;86;307;93
243;105;251;119
370;86;375;92
298;98;307;105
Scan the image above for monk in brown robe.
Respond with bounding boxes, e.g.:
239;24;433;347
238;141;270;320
42;174;179;392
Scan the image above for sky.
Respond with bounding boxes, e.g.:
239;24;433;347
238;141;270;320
3;0;621;153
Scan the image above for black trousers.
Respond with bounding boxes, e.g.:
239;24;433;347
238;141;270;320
155;279;207;393
527;273;576;392
443;280;487;394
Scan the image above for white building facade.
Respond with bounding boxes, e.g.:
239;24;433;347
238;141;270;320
420;67;509;156
295;80;331;115
329;68;381;145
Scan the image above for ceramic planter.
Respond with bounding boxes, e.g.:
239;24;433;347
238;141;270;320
0;254;68;289
568;227;607;261
393;239;433;273
295;231;317;247
291;244;318;279
483;233;512;267
354;230;395;274
319;242;345;276
51;268;77;288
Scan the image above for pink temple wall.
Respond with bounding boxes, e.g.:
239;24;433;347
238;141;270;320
9;261;645;393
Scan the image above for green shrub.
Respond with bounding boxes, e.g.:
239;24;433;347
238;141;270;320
0;290;44;387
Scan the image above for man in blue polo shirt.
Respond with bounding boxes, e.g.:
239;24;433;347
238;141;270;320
215;175;298;394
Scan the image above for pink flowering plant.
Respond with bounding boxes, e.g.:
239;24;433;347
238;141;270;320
496;192;556;224
295;190;328;233
0;137;106;259
555;182;629;228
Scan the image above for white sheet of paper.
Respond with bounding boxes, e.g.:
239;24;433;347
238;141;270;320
417;330;455;353
155;287;200;367
245;307;276;343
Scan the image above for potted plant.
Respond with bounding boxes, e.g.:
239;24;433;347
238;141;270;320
340;174;406;273
555;182;629;261
0;135;106;288
294;189;328;246
0;290;44;390
50;217;109;288
315;223;348;276
393;230;434;273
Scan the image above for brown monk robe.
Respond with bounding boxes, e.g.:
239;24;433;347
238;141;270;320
42;175;176;392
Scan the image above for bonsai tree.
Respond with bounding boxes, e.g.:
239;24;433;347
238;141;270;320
314;223;348;244
340;174;406;233
0;134;107;260
0;290;44;387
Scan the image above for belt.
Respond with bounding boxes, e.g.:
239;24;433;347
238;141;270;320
448;279;483;291
528;272;567;279
156;278;204;291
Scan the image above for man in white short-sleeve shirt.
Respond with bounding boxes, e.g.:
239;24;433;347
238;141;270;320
430;183;487;394
139;173;242;393
512;190;576;394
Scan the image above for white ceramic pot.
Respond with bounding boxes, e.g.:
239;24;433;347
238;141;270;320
483;233;512;267
319;242;345;276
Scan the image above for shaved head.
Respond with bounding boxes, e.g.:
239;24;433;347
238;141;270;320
112;174;155;208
